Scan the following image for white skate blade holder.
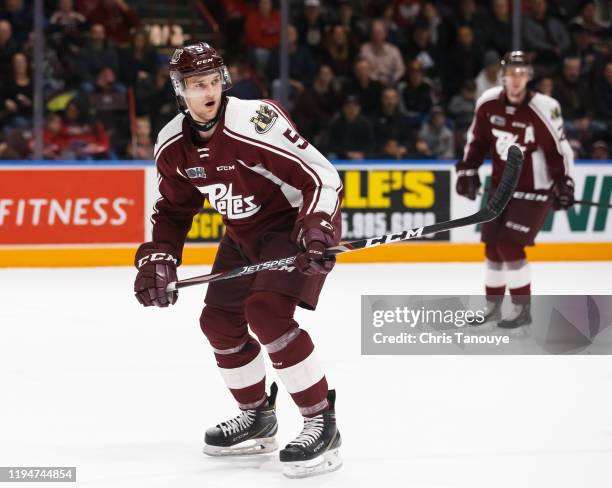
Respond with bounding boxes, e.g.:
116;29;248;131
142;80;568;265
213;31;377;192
282;448;343;479
203;436;278;456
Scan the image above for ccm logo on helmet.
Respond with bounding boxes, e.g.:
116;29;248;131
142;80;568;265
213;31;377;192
196;58;213;65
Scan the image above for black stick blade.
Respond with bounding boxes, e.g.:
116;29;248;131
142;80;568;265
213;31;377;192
484;145;524;219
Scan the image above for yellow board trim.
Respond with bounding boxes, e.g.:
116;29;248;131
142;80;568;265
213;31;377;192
0;242;611;267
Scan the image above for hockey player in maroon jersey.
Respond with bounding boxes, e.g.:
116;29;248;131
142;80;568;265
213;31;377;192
133;43;343;478
456;51;575;328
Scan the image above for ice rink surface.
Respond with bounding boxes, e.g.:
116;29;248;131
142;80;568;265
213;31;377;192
1;261;612;488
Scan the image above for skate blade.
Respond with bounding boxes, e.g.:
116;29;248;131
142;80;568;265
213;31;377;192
203;437;278;456
282;448;343;479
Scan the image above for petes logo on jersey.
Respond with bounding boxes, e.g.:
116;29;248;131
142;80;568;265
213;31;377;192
492;129;526;159
198;183;260;219
250;104;278;134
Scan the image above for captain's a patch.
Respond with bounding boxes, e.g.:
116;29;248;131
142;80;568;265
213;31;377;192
250;104;278;134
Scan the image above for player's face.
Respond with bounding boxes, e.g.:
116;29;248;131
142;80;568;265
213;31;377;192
183;71;223;123
503;66;530;101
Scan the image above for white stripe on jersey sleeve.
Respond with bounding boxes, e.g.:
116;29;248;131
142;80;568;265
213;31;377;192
237;159;304;208
529;94;574;176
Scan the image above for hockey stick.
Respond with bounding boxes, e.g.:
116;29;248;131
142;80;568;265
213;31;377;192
572;199;612;209
478;188;612;209
166;145;524;294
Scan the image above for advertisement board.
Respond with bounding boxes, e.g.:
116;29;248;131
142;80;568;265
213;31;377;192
0;168;145;245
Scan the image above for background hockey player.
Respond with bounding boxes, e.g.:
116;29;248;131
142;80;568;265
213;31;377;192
133;43;343;478
455;51;575;328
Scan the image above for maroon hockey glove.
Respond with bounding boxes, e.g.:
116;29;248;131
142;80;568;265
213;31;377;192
134;242;178;307
292;213;337;276
456;168;481;200
552;176;575;210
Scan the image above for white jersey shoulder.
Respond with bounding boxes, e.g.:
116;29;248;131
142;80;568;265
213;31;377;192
528;92;563;125
224;96;294;143
475;86;503;111
154;113;185;160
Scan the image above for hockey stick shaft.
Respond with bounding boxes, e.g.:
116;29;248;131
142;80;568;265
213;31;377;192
167;146;524;293
572;199;612;209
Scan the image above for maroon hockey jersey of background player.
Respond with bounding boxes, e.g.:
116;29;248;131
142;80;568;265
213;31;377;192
152;96;344;260
459;86;574;191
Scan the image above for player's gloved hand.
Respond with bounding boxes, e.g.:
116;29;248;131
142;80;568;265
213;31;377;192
292;213;336;276
552;176;575;210
456;168;481;200
134;242;178;307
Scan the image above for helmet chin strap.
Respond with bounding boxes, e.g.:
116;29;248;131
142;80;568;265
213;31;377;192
183;94;227;132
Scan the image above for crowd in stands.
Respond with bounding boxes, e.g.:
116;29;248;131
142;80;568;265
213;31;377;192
1;0;611;161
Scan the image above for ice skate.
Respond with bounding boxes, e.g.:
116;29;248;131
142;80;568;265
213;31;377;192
280;389;342;479
498;303;532;329
468;300;502;331
203;382;278;456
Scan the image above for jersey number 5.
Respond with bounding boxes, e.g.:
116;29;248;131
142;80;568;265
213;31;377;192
283;128;309;150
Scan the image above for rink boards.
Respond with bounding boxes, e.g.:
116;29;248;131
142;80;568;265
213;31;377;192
0;160;611;266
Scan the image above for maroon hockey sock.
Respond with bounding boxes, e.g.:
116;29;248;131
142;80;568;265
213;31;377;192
485;286;505;302
509;284;531;304
245;291;329;417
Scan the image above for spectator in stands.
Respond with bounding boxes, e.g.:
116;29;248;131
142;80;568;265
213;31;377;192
452;0;486;45
0;0;32;44
376;137;407;160
293;64;342;144
571;0;608;41
267;24;315;109
294;0;327;60
594;61;612;126
523;0;571;67
379;3;403;47
475;50;501;98
49;0;87;51
392;0;422;29
371;87;411;150
226;62;263;100
59;99;111;160
359;19;405;85
403;20;437;77
419;1;452;51
0;132;21;158
127;116;153;160
0;19;17;82
591;140;609;160
142;60;175;134
536;76;554;96
90;65;128;155
569;22;601;78
86;0;141;47
76;24;119;91
336;0;368;43
321;24;358;79
397;60;433;127
443;25;483;97
483;0;512;56
41;112;65;159
119;29;157;87
342;57;383;115
553;56;599;133
245;0;280;73
416;106;454;159
1;51;32;131
447;79;476;130
324;94;374;160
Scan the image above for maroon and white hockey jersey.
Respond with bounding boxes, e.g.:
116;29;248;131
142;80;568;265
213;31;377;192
459;86;574;191
151;97;343;259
